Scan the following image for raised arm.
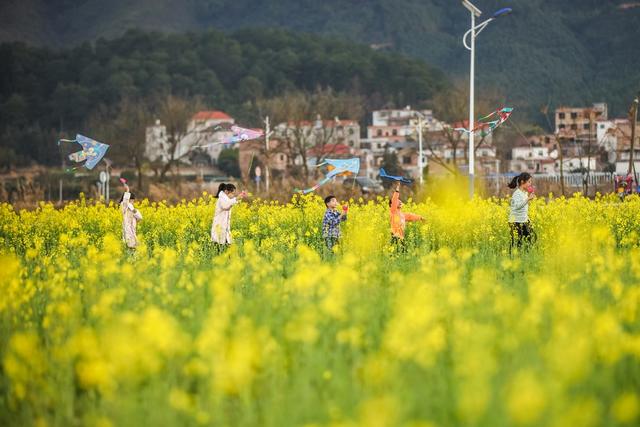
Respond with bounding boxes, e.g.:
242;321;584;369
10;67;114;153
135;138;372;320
403;212;424;222
218;191;238;210
390;183;400;215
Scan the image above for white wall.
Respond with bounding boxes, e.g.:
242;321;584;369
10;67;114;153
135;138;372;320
616;161;640;175
512;147;549;160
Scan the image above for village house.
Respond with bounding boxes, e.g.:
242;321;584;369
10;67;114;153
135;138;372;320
238;138;289;182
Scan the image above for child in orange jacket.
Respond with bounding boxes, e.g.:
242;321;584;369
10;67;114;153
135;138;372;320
390;181;424;249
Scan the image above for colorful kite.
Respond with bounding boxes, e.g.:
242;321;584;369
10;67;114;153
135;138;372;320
58;134;109;170
297;158;360;194
192;125;264;150
379;168;413;185
455;107;513;137
222;125;264;144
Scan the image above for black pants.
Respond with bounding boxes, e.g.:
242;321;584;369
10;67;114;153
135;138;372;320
391;235;407;253
325;236;339;251
509;221;533;252
214;242;229;255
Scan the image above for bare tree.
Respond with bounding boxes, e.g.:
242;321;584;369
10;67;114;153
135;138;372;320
258;88;364;184
541;102;565;196
156;95;205;181
432;83;495;174
87;98;151;190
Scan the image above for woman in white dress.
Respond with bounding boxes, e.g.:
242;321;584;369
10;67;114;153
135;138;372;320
120;183;143;249
211;183;246;248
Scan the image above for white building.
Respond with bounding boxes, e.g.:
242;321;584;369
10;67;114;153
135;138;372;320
372;108;436;126
615;149;640;175
556;157;597;172
512;146;549;161
368;107;445;143
178;111;235;163
275;118;360;150
145;119;169;163
510;146;554;174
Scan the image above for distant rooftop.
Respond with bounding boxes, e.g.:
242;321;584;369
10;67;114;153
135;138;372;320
192;111;233;121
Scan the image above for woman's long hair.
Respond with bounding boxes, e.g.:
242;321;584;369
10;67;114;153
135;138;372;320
215;183;227;198
508;172;532;189
214;183;236;198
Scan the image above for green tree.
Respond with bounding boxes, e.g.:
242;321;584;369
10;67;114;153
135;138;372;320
217;148;240;178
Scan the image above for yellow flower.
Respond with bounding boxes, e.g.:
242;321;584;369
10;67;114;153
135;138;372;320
612;393;640;424
505;371;547;425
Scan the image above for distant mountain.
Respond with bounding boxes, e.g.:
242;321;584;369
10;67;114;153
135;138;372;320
1;0;639;116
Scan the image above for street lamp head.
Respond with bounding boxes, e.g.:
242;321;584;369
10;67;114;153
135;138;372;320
462;0;482;17
492;7;513;18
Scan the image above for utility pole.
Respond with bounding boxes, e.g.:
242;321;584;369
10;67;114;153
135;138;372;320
629;95;639;182
416;113;425;185
557;134;566;196
264;116;270;193
585;114;593;196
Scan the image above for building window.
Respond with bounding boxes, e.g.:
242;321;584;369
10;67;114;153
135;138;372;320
349;128;355;135
392;129;398;136
559;124;566;129
280;154;285;161
583;124;590;130
559;113;565;119
571;124;577;130
403;156;411;165
538;150;543;156
376;129;382;136
571;112;578;119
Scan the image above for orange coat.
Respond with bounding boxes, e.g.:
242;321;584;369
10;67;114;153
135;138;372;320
390;191;423;239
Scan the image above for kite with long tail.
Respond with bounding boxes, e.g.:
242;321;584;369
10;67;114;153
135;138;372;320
379;168;413;185
58;134;109;170
192;125;264;150
296;158;360;194
223;125;264;144
455;107;513;137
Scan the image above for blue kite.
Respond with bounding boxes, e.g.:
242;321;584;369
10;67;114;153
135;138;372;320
379;168;413;185
297;158;360;194
58;134;109;170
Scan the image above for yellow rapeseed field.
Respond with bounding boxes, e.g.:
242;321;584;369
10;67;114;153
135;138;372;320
1;192;640;426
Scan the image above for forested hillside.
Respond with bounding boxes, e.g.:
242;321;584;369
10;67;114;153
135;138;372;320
1;0;638;115
0;28;447;165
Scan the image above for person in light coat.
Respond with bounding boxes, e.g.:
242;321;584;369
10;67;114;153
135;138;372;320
508;172;535;252
211;183;246;246
120;183;143;249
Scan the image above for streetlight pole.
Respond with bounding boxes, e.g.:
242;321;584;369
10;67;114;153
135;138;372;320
468;10;476;198
462;1;512;198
